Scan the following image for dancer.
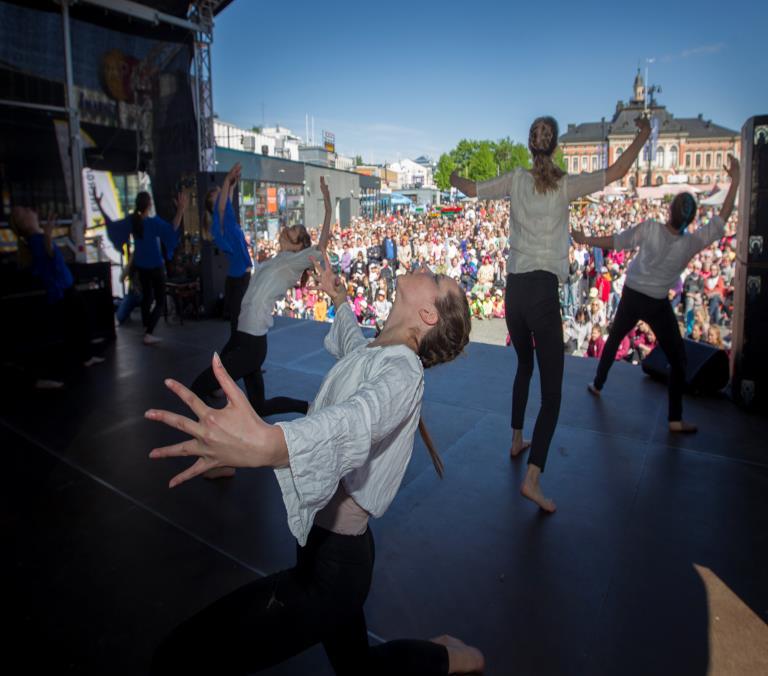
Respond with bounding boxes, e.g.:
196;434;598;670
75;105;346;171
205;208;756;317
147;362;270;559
190;176;333;417
205;162;253;352
146;255;481;676
95;188;188;345
451;115;650;511
574;156;740;433
9;208;105;387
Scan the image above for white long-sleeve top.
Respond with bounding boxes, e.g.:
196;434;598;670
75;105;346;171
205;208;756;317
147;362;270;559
274;303;424;546
477;169;605;282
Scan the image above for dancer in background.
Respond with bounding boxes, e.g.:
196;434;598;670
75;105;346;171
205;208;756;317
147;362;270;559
9;208;105;388
205;162;252;354
189;177;333;425
146;253;480;676
451;115;650;512
574;156;740;433
95;188;188;345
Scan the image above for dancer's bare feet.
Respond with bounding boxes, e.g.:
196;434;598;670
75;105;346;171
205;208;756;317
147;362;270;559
203;467;236;480
510;428;530;458
520;465;556;513
669;420;698;434
587;382;601;396
143;333;162;346
430;635;485;674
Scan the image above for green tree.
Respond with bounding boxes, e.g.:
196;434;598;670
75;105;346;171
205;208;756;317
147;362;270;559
493;137;530;173
251;126;263;134
354;154;364;166
450;139;482;175
467;142;497;182
434;153;457;191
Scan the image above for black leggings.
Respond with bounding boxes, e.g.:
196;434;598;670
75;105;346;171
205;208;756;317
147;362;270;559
191;331;308;417
137;266;166;335
505;271;564;472
593;285;687;421
152;526;449;675
223;273;251;338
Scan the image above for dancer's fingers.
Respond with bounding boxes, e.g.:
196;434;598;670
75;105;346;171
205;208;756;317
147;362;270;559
149;439;200;459
211;352;247;406
145;408;205;439
164;378;209;420
169;458;211;488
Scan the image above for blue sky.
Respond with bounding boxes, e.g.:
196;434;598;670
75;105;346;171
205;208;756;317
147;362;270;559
212;0;767;164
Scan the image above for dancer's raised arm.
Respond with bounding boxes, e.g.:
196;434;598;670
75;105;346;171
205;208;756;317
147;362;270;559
449;170;478;198
571;228;615;250
317;176;333;252
718;155;740;224
605;116;651;184
218;162;241;226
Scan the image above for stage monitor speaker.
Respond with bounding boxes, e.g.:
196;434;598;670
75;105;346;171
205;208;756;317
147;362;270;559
196;171;241;317
730;115;768;411
641;339;730;394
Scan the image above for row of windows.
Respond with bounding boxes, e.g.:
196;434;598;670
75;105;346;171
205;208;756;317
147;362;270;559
568;148;727;173
625;173;722;187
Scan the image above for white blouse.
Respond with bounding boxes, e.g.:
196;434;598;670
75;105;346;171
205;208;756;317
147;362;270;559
477;169;605;282
238;246;320;337
274;304;424;546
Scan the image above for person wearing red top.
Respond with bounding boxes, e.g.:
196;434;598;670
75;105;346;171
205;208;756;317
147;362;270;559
587;325;605;358
595;267;611;304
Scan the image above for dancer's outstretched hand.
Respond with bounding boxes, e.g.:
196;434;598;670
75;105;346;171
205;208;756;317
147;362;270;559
146;353;281;487
725;155;739;182
310;250;346;305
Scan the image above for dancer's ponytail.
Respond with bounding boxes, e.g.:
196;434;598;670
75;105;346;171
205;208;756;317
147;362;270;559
528;116;565;195
418;417;444;478
132;191;152;240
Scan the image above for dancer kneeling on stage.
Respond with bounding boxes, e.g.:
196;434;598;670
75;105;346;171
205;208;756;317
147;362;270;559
146;253;482;676
573;156;739;433
189;176;333;478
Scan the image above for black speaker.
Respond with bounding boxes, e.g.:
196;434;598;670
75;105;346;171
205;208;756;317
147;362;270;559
641;339;730;394
731;115;768;411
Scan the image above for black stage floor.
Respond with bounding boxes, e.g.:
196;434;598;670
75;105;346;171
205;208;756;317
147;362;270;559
4;316;768;675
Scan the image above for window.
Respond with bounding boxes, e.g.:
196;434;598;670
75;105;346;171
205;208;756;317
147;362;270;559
616;147;624;159
572;157;579;173
686;153;692;168
716;152;722;168
582;156;588;170
704;175;710;184
695;153;702;168
656;146;665;168
656;175;663;186
670;145;678;168
705;153;711;169
591;156;598;170
629;176;636;188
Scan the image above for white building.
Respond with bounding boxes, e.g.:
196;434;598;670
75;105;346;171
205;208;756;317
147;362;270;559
213;120;301;161
388;158;434;189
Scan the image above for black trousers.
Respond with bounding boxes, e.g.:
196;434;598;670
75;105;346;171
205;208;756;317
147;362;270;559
137;265;166;335
152;526;449;676
593;285;687;421
191;331;308;417
223;273;251;339
505;271;564;472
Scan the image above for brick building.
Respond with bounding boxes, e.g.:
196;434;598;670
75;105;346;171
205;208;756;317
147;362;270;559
559;71;740;189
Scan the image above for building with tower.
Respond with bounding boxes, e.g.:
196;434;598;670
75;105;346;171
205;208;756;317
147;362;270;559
559;71;740;189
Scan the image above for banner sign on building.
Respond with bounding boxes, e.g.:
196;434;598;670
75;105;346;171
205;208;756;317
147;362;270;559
323;130;335;154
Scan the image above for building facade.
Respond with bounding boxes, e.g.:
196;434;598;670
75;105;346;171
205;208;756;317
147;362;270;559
559;72;740;189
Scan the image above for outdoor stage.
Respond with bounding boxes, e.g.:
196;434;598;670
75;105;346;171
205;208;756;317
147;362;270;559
4;316;768;675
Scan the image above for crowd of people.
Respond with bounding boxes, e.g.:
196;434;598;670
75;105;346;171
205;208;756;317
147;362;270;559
248;192;737;363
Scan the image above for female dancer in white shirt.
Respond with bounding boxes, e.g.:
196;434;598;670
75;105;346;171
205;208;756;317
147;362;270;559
451;115;650;511
146;254;483;675
574;156;740;433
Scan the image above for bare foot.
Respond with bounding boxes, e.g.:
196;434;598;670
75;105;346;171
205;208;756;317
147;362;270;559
430;635;485;674
669;420;698;434
143;334;162;345
510;439;530;458
510;429;530;458
203;467;236;480
520;466;556;513
587;382;601;396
